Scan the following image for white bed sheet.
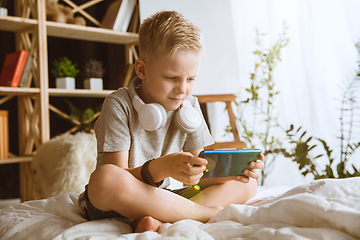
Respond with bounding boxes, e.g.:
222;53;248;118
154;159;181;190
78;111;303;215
1;177;359;240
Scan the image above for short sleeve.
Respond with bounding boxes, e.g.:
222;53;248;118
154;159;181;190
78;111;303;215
94;90;132;153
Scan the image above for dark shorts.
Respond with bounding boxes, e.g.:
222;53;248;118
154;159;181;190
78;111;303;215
83;185;201;221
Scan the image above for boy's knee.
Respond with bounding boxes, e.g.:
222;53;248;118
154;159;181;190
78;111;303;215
87;165;132;207
226;178;258;203
89;165;117;189
90;164;133;191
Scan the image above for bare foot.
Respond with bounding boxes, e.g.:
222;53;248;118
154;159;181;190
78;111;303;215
133;216;162;233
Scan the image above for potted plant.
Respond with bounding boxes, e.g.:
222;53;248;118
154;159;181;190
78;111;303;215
0;0;9;16
83;59;105;90
51;56;79;90
63;99;102;133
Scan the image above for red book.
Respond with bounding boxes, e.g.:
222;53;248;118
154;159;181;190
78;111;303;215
0;50;29;87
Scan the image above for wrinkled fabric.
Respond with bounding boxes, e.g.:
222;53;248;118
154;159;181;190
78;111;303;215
1;178;359;240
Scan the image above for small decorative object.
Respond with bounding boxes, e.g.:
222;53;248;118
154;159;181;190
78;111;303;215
51;56;79;90
46;0;86;25
83;59;105;91
0;0;9;16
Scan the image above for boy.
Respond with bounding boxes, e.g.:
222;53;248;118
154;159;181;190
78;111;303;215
78;10;264;233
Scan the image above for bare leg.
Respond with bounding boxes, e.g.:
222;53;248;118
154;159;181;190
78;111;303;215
87;164;222;225
190;178;257;207
131;179;256;232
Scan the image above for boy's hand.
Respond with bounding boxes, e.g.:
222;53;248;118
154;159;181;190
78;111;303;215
163;152;207;186
237;153;265;183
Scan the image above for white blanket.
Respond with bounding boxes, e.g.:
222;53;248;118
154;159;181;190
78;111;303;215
1;177;359;240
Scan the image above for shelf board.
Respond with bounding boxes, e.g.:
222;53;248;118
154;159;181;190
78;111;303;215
48;88;114;97
0;15;37;33
0;16;138;44
46;21;138;45
0;87;40;96
0;156;33;165
0;87;114;97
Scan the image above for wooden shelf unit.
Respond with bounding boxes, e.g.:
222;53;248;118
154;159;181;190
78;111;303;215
0;15;38;32
0;156;33;165
0;86;40;96
0;0;139;201
48;88;114;98
46;21;138;44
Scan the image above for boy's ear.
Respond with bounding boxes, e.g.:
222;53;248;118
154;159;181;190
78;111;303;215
135;59;146;80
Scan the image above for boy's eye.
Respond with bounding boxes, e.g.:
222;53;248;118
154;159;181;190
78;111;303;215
164;76;196;81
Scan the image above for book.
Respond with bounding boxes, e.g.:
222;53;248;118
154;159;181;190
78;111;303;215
100;0;123;30
0;50;29;87
119;0;137;32
18;54;34;87
128;3;140;33
0;110;8;160
113;0;130;31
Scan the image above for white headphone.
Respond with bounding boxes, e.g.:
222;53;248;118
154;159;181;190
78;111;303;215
128;77;201;133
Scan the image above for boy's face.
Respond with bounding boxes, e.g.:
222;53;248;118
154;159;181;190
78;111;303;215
137;50;202;111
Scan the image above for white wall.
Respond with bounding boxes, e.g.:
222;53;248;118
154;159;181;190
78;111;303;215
139;0;241;95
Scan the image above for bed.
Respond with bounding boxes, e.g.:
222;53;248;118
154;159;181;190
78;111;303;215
1;177;359;240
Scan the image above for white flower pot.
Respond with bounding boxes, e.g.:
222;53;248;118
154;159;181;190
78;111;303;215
0;7;7;16
56;77;75;90
84;78;103;90
0;7;8;16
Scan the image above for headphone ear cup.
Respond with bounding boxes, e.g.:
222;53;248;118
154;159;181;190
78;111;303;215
175;101;201;133
138;103;166;131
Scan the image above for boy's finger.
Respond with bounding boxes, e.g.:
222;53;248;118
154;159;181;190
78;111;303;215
243;169;259;179
234;175;250;183
181;172;203;185
249;161;264;169
190;157;208;167
186;164;206;175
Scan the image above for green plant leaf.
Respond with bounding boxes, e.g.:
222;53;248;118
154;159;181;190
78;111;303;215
83;108;95;122
325;165;334;178
337;161;345;178
51;57;79;78
300;131;307;140
64;99;82;120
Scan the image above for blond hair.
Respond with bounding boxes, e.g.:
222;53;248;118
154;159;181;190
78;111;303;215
138;11;203;60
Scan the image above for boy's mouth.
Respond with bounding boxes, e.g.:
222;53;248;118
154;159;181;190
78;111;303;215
169;97;183;102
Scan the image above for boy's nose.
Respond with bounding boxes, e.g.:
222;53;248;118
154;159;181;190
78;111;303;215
176;82;187;94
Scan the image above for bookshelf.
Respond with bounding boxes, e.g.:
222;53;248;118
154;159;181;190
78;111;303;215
0;0;139;201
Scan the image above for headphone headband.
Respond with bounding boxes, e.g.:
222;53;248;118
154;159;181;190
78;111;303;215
127;77;141;105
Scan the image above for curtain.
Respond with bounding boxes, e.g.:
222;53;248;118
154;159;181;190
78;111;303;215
208;0;360;187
